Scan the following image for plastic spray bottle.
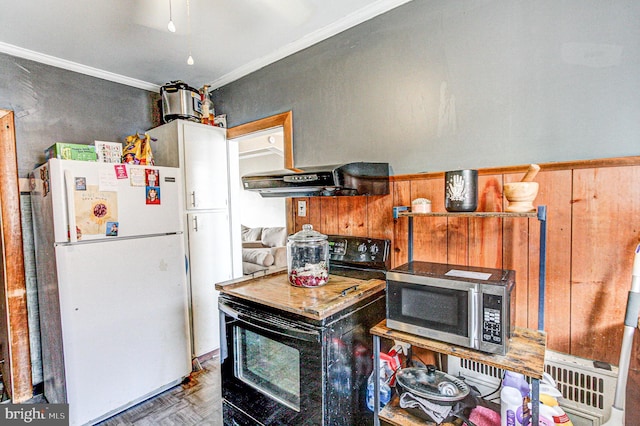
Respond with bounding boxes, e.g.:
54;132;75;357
538;373;573;426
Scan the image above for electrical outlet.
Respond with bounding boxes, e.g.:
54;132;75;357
297;200;307;217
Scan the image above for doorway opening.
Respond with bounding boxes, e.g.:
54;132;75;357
227;111;295;275
234;127;287;228
227;112;295;232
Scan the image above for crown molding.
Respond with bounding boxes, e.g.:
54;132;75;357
208;0;414;89
0;42;160;92
0;0;412;92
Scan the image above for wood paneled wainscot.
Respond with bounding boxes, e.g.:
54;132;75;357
290;156;640;420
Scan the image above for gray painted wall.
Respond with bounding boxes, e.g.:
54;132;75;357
0;52;155;178
0;52;154;387
212;0;640;175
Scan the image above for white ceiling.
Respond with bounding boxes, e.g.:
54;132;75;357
0;0;412;92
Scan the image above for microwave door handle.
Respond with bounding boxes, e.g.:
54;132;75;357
469;289;479;349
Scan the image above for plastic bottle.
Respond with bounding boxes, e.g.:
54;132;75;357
538;403;562;426
366;366;391;412
502;386;524;426
502;371;574;426
501;371;530;426
539;399;573;425
200;85;210;125
538;373;573;426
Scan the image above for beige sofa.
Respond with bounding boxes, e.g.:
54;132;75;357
241;225;288;275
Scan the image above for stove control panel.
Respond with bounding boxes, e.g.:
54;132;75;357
328;235;390;270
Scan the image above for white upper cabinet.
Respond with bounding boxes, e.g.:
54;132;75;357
182;123;229;210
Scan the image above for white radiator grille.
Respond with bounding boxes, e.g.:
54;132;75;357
447;350;618;426
546;362;607;410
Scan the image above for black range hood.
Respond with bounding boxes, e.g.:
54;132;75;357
241;162;389;198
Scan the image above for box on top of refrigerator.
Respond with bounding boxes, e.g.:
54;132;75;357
94;141;123;163
45;143;97;161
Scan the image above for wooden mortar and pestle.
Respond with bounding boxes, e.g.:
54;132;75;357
503;164;540;212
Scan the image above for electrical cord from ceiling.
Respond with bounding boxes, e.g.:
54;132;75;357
187;0;194;65
167;0;176;32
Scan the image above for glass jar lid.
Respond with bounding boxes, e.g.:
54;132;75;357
396;366;470;402
288;224;327;242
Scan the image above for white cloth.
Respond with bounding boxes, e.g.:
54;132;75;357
399;392;452;423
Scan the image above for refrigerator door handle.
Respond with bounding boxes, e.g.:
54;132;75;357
64;169;77;243
190;191;196;208
192;215;198;232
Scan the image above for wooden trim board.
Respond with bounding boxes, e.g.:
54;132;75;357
0;110;33;402
227;110;297;171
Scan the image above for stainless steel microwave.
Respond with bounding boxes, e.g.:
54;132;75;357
386;261;516;355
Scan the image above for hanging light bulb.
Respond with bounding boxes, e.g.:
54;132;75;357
186;0;194;65
167;0;176;32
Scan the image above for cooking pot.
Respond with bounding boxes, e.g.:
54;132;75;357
396;365;470;422
396;366;470;405
160;80;202;123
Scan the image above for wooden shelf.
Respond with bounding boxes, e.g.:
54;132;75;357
379;395;436;426
379;395;500;425
380;396;460;426
371;320;547;379
395;210;538;218
373;321;546;424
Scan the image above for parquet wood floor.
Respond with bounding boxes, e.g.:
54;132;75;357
96;356;222;425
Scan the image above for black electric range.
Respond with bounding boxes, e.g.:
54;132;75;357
218;234;390;426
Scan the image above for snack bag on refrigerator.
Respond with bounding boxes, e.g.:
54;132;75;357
122;133;154;165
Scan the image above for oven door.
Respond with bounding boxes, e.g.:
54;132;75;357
386;274;478;349
219;298;323;426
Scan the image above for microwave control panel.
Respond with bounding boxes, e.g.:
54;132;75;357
482;293;503;344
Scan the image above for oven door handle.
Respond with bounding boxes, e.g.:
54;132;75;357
219;302;239;319
220;302;320;343
239;316;320;343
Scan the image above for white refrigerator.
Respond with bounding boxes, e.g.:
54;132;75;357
30;159;191;425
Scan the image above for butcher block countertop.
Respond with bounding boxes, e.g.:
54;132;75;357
216;269;385;320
